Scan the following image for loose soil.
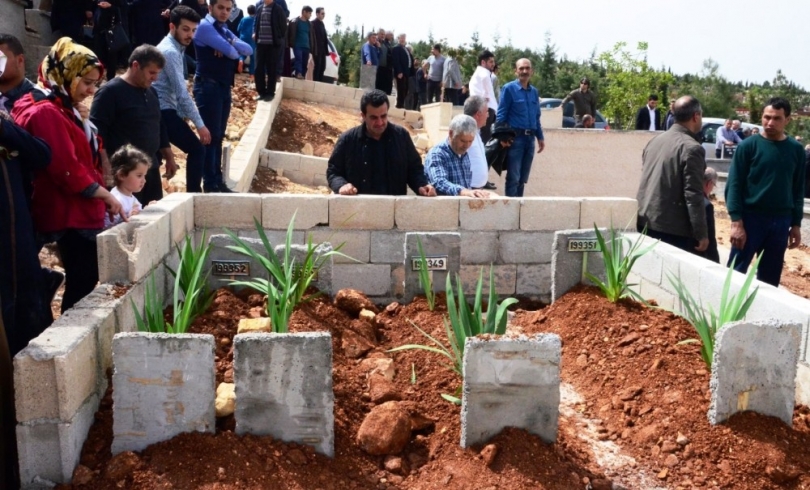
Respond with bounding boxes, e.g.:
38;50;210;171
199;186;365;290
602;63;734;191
60;286;810;489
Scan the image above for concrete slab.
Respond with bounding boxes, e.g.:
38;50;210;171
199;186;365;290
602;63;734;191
332;264;392;296
234;332;334;456
195;194;262;229
459;198;520;231
709;320;801;426
516;264;552;296
394;196;459;231
498;231;555;264
370;230;405;264
460;231;499;265
459;265;517;296
579;198;637;229
550;229;607;302
262;194;329;230
520;198;581;231
208;234;269;291
461;334;560;447
112;333;216;454
275;242;334;295
329;195;395;230
404;233;461;301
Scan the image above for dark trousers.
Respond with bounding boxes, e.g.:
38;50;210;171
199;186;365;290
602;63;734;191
94;34;119;81
255;43;281;96
193;77;232;190
444;87;460;105
505;134;535;197
293;47;310;77
0;297;18;490
58;230;99;313
162;109;205;193
395;75;408;108
727;213;792;287
313;52;326;82
426;80;442;103
133;160;163;207
644;227;697;254
480;108;496;145
376;66;393;95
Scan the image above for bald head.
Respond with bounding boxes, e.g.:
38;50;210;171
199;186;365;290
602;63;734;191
672;96;702;133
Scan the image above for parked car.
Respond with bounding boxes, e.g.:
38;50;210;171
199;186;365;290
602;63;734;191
700;117;763;158
291;39;341;84
539;98;610;130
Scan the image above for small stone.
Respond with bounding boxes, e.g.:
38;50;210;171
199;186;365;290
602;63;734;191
220;337;231;346
369;374;401;404
480;444;498;466
335;289;378;315
617;332;641;346
384;302;401;314
661;441;679;453
695;368;708;376
765;465;802;484
247;294;265;307
651;445;661;457
619;386;642;401
301;142;314;155
591;479;613;490
359;308;377;324
408;412;435;431
576;354;588;366
217;467;226;480
682;444;694;459
237;317;272;334
639;324;650;331
215;382;236;417
356;402;411;455
676;432;689;446
106;451;141;481
657;468;668;479
664;454;679;467
248;306;264;318
359;357;396;380
383;455;404;474
72;465;94;485
348;319;377;344
650;358;663;370
288;448;308;465
717;460;732;473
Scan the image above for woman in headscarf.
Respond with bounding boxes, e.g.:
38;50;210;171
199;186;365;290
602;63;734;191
12;37;124;313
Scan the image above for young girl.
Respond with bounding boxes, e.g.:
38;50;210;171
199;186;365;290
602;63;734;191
105;145;149;228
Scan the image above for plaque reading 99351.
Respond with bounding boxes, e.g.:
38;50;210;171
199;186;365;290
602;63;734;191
211;260;250;276
567;238;601;252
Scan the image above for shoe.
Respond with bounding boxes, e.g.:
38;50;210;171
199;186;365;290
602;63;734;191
264;93;275;102
253;94;265;101
295;74;304;80
484;181;497;190
217;183;235;193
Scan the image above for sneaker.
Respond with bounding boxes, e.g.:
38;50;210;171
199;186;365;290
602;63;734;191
265;93;275;102
253;94;265;101
484;182;497;190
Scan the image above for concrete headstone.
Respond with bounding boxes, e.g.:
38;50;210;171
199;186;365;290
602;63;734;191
360;66;377;90
550;228;608;302
403;232;461;302
273;242;334;295
208;234;269;291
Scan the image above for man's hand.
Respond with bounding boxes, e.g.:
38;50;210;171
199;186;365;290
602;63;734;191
163;154;178;179
338;183;358;195
397;73;403;79
695;238;709;252
161;8;170;17
366;61;372;66
536;139;545;153
459;189;491;198
198;126;211;145
789;226;802;249
730;220;747;250
418;184;436;197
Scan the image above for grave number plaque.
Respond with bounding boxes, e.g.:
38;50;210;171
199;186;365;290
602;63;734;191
212;260;251;276
411;255;448;271
567;238;601;253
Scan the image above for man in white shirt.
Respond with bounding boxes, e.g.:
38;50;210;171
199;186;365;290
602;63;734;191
463;95;495;190
634;94;661;131
469;50;497;142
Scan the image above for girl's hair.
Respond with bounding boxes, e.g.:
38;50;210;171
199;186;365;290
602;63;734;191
110;144;151;186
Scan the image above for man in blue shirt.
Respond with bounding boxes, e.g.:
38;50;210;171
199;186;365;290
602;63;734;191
287;6;315;79
193;0;253;193
361;32;379;66
424;115;491;197
496;58;545;197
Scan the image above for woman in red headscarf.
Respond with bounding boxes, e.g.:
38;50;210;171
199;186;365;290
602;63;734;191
12;37;124;312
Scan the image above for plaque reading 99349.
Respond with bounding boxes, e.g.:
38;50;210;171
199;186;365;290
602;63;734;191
211;260;250;276
411;256;448;271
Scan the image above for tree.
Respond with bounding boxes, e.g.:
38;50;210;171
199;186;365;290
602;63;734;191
597;42;674;129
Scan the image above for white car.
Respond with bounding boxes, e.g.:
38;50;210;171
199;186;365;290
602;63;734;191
701;117;763;159
292;39;341;84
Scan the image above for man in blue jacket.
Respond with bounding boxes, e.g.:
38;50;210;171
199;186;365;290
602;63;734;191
495;58;545;197
193;0;252;193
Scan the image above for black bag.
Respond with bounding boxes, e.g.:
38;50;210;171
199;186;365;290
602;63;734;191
485;123;516;176
105;11;129;54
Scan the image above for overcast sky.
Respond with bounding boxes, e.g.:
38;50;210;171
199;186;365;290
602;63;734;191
291;0;809;90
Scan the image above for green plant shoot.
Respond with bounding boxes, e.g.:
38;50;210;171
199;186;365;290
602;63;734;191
416;237;436;310
133;273;166;333
585;224;656;302
668;254;761;368
166;231;214;317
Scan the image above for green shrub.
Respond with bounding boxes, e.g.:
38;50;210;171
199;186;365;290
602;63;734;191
585;224;656;302
167;231;214;317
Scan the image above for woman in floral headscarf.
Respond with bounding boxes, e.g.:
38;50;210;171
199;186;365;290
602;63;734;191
12;37;124;313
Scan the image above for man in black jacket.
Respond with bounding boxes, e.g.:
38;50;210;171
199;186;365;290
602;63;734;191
635;94;662;131
253;0;287;101
391;33;412;109
311;7;328;82
327;90;436;196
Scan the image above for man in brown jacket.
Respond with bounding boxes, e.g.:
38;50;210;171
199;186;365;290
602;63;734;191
561;77;597;123
636;95;709;254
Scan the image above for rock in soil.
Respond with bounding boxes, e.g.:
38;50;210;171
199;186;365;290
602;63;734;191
71;464;95;485
215;382;236;417
356;401;412;455
359;357;395;380
384;455;407;474
341;328;375;358
237;317;272;334
480;444;498;466
348;318;377;343
368;373;401;404
334;289;378;315
105;451;141;481
287;448;309;465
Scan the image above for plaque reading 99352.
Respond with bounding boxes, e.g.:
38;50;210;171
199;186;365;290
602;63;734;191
211;260;250;276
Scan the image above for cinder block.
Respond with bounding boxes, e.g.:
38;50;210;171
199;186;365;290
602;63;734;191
353;88;367;100
299;155;328;176
404;233;461;301
263;150;302;172
300;79;316;92
370;231;405;263
336;85;357;100
313;82;337;96
657;246;703;302
145;193;195;245
744;288;810;361
517;264;551;296
329;195;395;230
124;211;172;283
391;265;405;298
275;242;334;295
797;362;810;406
234;333;334;456
307;229;370;263
313;173;328;187
626;233;664;285
283;170;315;186
459;199;520;231
112;333;216;454
262;194;329;230
195;194;262;229
550;229;607;302
59;300;117;391
394;196;459;230
461;334;560;447
285;88;304;100
302;91;325;104
16;393;99;486
97;230;130;284
520;198;581;231
498;231;555;264
579;198;638;229
459;264;516;295
333;264;391;296
460;231;498;264
14;325;97;423
709;320;801;426
207;234;269;292
638;278;676;310
114;266;168;334
388;108;406;119
340;96;359;110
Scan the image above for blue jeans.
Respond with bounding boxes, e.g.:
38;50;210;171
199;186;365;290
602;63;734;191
162;109;205;193
193;77;231;190
727;212;792;287
505;134;536;197
293;47;310;77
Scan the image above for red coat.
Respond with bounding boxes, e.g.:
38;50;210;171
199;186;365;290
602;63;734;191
12;92;106;233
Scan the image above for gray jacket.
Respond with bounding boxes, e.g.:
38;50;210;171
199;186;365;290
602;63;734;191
637;124;708;241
